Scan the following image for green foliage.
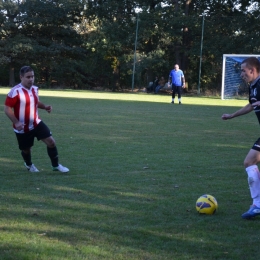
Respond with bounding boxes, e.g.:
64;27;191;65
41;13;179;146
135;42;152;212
0;0;86;87
0;0;260;91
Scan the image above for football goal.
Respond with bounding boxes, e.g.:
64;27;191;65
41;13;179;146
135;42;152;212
221;54;260;100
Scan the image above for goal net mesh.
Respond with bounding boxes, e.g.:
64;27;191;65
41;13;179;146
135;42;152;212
221;55;260;100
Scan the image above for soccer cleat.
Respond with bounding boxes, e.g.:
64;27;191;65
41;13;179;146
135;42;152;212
241;205;260;219
179;101;182;104
52;164;69;173
24;163;39;172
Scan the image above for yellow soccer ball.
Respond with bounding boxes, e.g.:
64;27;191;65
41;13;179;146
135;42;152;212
196;194;218;215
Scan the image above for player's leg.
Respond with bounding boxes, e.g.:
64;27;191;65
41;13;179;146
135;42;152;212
242;144;260;219
36;121;69;173
41;136;58;167
22;148;32;165
171;84;176;103
34;121;56;161
244;149;260;167
16;131;39;172
177;86;182;104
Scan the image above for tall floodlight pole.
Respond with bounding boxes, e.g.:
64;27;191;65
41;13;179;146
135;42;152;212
198;15;205;94
132;13;139;92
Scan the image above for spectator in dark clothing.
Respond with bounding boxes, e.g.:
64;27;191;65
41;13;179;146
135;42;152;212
155;77;166;94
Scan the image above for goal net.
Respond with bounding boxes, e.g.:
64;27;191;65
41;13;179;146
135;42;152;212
221;54;260;100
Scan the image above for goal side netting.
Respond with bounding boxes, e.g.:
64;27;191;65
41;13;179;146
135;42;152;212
221;54;260;100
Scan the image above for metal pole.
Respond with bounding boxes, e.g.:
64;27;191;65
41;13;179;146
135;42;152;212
132;13;139;92
198;15;204;94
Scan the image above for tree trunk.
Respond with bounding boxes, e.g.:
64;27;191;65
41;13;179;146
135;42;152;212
182;0;192;79
113;64;120;91
185;0;192;15
171;0;179;11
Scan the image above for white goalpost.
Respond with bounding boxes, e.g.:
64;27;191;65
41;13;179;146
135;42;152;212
221;54;260;100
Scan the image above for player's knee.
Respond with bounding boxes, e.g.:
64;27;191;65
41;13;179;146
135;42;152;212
48;139;56;148
22;148;31;154
244;158;255;168
44;137;56;148
244;159;251;168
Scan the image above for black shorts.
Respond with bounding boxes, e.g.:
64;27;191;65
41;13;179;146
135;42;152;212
252;138;260;152
171;84;182;91
15;121;52;150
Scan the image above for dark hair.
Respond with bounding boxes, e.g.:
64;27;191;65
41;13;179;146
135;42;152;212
20;66;34;76
241;57;260;73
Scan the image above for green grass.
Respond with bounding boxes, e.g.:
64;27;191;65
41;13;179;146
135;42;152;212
0;88;259;259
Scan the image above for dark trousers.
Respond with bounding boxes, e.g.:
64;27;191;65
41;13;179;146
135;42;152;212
172;85;182;99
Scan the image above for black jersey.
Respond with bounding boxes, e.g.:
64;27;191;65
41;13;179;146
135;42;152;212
249;78;260;124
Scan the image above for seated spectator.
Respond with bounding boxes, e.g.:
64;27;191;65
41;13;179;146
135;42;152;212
161;79;171;91
155;76;166;93
152;76;159;93
146;81;154;93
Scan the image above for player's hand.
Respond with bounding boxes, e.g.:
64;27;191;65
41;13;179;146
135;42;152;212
221;114;232;120
251;98;260;107
251;101;260;107
45;105;52;113
15;122;25;131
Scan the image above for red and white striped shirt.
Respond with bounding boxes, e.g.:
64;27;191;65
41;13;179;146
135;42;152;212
5;84;41;133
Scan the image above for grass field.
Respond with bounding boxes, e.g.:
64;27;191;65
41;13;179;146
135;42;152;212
0;88;259;260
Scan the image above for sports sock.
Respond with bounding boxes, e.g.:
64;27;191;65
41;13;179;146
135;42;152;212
21;151;32;166
246;165;260;207
47;146;59;167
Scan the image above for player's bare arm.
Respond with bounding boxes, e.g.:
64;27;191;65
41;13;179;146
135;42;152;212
4;105;24;130
182;77;186;88
222;103;253;120
38;101;52;113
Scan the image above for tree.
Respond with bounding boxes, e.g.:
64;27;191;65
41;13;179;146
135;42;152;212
0;0;87;87
1;0;260;92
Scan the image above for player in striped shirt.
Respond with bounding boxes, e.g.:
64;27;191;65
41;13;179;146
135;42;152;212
4;66;69;173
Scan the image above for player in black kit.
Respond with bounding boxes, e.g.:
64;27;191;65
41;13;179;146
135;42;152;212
222;57;260;219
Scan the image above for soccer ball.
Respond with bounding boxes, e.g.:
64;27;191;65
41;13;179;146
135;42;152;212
196;194;218;215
